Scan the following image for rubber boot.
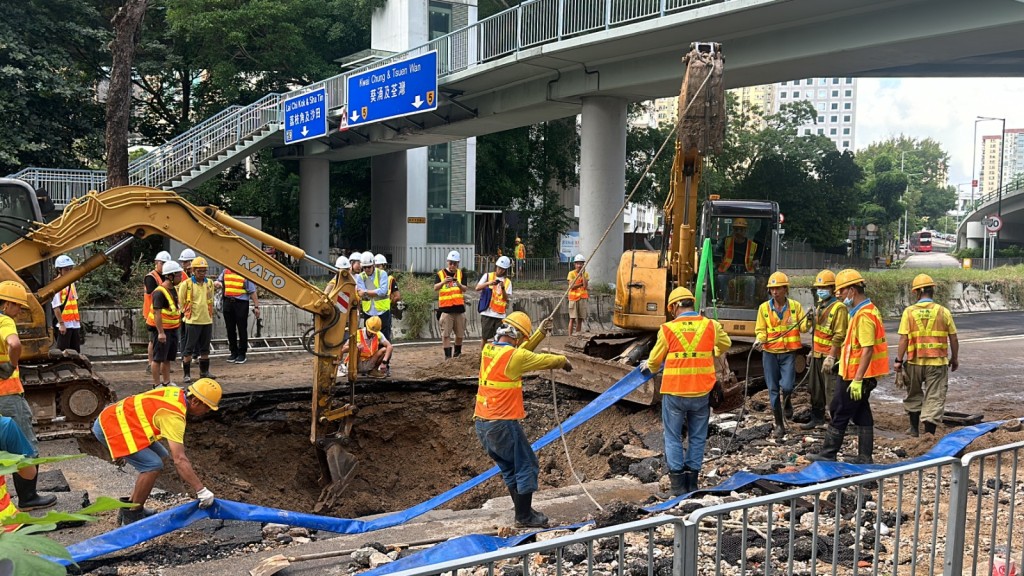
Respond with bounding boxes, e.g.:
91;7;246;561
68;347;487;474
454;345;462;358
848;427;874;464
12;474;57;511
801;409;826;430
513;492;549;528
443;347;452;359
772;399;786;440
806;426;845;462
783;393;794;420
118;496;156;518
906;411;920;437
668;471;687;497
685;468;700;493
181;361;192;384
199;359;213;379
923;421;937;435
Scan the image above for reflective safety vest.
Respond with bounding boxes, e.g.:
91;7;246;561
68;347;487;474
360;270;392;313
515;243;526;260
474;343;524;420
659;315;717;396
143;270;162;327
568;270;589;301
759;299;803;352
905;302;951;362
813;299;845;356
0;477;19;532
356;329;379;360
0;317;22;395
222;269;246;298
717;237;757;273
840;302;890;380
486;273;509;315
59;283;80;323
98;387;187;459
181;278;214;322
146;286;181;330
437;269;465;308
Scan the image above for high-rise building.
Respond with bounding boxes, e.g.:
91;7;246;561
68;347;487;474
979;128;1024;198
773;77;858;151
732;84;775;130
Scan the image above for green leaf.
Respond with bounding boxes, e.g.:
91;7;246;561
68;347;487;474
79;495;136;515
0;530;71;576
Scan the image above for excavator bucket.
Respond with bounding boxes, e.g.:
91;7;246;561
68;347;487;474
315;436;357;513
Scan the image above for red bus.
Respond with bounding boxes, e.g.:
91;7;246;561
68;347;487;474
910;231;932;252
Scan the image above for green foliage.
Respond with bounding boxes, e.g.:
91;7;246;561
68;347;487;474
625;102;674;207
74;244;150;307
394;274;435;340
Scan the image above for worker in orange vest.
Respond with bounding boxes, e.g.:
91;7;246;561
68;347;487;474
754;271;810;439
149;261;184;388
434;250;468;360
52;254;82;352
215;268;260;364
92;379;221;525
567;254;590;336
807;269;889;464
143;251;173;374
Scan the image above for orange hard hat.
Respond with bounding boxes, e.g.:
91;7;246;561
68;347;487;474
912;274;936;291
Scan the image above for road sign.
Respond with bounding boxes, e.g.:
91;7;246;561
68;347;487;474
984;215;1003;233
346;51;438;127
283;88;328;144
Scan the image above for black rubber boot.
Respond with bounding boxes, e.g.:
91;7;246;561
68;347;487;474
923;421;937;435
801;409;826;430
513;492;549;528
668;471;687;497
807;426;845;462
443;347;452;359
199;359;213;378
454;345;462;358
772;399;786;440
12;474;57;511
906;412;920;437
685;469;700;493
848;427;874;464
181;361;192;384
118;496;156;518
783;393;794;420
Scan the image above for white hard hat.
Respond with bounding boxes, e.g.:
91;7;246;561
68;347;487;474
349;252;362;264
574;254;585;263
374;253;387;265
446;250;461;263
496;255;512;269
361;253;374;267
155;251;173;263
335;255;350;270
55;254;75;268
179;248;197;261
161;261;184;275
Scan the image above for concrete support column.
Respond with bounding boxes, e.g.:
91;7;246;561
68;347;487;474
299;157;330;276
579;96;627;288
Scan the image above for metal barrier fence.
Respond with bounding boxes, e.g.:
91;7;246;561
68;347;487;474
474;256;572;283
389;440;1024;576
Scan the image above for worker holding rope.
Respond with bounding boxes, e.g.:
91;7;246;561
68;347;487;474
754;271;811;440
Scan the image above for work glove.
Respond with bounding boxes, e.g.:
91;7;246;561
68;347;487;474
849;379;864;401
640;365;653;378
562;360;573;373
197;487;215;509
822;356;836;373
0;362;14;380
539;318;554;335
752;340;764;352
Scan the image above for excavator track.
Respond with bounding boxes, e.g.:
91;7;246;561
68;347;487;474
20;350;116;440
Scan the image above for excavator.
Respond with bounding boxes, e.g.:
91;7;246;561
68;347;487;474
0;178;361;505
562;43;796;408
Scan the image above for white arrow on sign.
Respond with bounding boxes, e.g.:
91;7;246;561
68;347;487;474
301;126;309;137
350;111;359;122
412;95;424;109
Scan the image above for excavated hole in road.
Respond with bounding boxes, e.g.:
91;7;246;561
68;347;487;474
79;378;665;520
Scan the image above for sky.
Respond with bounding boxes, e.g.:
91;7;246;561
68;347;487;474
855;77;1024;193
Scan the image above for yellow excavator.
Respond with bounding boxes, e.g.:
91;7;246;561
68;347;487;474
564;43;794;407
0;178;360;505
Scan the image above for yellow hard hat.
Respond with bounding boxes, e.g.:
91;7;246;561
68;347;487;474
767;271;789;288
733;218;748;228
912;274;936;291
191;256;208;269
515;237;522;243
188;378;221;411
835;269;865;290
0;280;30;309
503;311;532;337
366;316;382;334
813;270;836;287
668;286;695;307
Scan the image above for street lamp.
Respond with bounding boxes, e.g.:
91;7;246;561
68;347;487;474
977;116;1006;250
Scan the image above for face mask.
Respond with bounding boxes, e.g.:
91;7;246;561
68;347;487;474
843;297;854;307
816;289;831;300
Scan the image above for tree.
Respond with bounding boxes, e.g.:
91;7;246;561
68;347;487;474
624;103;674;208
105;0;150;188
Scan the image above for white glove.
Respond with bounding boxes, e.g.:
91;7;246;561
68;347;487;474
822;356;836;373
197;487;215;509
752;340;764;352
539;318;554;335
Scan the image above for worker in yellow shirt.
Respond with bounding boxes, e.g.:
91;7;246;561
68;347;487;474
754;271;810;439
895;274;959;437
566;254;590;336
802;270;848;430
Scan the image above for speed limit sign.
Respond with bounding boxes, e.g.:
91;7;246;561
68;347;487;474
984;215;1003;233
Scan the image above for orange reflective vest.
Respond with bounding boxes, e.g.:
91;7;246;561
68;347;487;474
59;283;80;323
759;299;803;352
98;387;187;459
146;286;181;330
813;299;844;356
515;243;526;260
143;270;162;327
222;270;246;298
474;343;524;420
0;477;19;532
437;269;464;308
356;329;379;360
904;302;951;361
486;273;509;315
659;315;717;396
840;301;890;380
717;238;757;273
568;270;589;301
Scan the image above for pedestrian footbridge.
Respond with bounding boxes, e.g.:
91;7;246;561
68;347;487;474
958;175;1024;249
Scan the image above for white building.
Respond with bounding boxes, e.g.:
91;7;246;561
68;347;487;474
979;128;1024;198
773;77;858;151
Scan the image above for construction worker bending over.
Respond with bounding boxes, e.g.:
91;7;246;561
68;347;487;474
475;312;567;528
808;269;889;464
434;250;468;360
754;272;810;439
150;261;184;388
802;270;848;430
143;251;173;374
52;254;82;352
0;281;57;511
567;254;590;336
476;255;513;345
645;287;731;496
354;316;392;377
92;379;221;525
326;255;358;378
179;257;216;384
896;274;959;437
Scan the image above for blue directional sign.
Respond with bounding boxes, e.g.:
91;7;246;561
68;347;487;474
346;51;438;127
283;88;328;144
